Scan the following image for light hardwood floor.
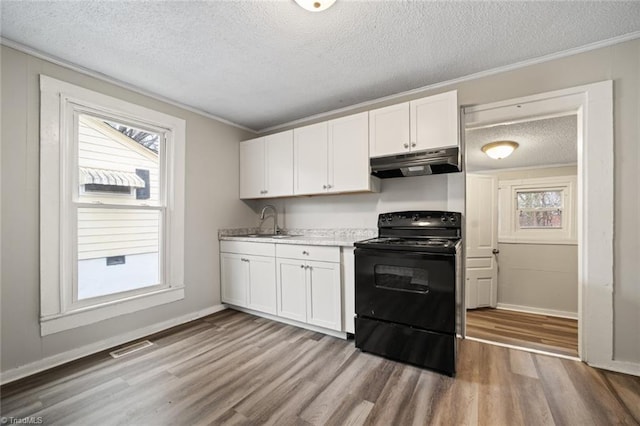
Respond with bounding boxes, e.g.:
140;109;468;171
1;309;638;425
466;308;578;357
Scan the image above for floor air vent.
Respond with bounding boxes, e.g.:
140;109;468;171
109;340;153;359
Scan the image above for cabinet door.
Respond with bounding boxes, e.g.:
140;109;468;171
247;255;277;314
220;253;248;307
265;130;294;197
369;102;410;158
306;260;341;331
276;259;307;322
294;122;328;195
239;137;265;199
328;112;370;193
410;90;459;152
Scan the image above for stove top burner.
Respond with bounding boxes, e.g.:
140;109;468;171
355;236;460;253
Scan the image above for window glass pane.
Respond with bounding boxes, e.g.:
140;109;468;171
516;190;562;209
78;114;160;204
77;207;161;300
519;210;563;228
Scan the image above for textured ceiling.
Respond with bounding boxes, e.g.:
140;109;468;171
2;1;639;131
465;115;577;172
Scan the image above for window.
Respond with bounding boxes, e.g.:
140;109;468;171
516;190;563;229
498;176;576;244
40;75;185;336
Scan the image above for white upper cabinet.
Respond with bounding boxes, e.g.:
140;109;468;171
239;137;265;199
411;90;459;151
328;112;371;193
369;90;459;158
295;112;379;196
265;131;294;197
369;102;411;158
294;122;328;196
239;130;293;199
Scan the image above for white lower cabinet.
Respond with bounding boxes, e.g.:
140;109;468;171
220;242;277;314
276;244;342;331
276;259;308;322
220;253;248;307
221;241;345;334
276;258;341;331
306;260;341;330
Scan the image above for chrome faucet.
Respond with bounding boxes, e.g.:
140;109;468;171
259;205;279;235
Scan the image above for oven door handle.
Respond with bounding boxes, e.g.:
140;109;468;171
374;283;430;294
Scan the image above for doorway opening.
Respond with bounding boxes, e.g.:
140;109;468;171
464;114;579;357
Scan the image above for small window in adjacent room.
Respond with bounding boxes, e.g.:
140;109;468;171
516;190;563;229
498;176;577;244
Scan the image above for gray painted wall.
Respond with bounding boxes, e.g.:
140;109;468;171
497;243;578;315
0;46;256;373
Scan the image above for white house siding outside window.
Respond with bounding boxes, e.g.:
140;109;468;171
40;76;186;336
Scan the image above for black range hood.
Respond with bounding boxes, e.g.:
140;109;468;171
370;147;461;179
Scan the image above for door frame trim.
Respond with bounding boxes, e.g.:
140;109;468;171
462;81;614;367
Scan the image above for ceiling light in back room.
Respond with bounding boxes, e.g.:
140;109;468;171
481;141;519;160
294;0;336;12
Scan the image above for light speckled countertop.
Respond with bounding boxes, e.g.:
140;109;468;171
218;228;377;247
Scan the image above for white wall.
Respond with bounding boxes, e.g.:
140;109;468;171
245;173;462;230
0;45;257;375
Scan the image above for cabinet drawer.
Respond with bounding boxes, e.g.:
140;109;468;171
276;244;340;262
220;240;275;257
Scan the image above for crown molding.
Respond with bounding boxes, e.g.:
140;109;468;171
258;31;640;133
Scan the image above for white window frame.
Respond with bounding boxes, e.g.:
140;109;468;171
40;75;185;336
498;175;577;245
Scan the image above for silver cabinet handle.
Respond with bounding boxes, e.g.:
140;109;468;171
411;143;416;147
241;258;249;262
302;251;309;255
403;143;409;148
492;249;500;254
326;184;332;189
300;264;305;269
322;185;327;189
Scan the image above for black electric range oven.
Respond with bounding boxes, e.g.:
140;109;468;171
354;211;462;376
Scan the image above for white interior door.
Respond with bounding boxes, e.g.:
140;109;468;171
466;174;498;309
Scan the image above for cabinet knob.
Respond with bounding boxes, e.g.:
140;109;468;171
411;143;416;148
300;264;305;269
326;184;332;189
403;143;409;149
322;185;327;189
302;251;309;255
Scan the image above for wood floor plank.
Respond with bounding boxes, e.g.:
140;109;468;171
1;309;638;426
466;308;578;356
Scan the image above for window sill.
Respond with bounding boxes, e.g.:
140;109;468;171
40;286;185;336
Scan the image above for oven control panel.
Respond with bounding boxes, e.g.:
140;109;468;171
378;211;461;228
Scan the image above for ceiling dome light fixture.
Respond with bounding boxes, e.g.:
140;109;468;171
294;0;336;12
481;141;519;160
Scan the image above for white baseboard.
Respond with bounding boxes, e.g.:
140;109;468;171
229;306;348;340
0;305;227;385
496;303;578;319
589;359;640;377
